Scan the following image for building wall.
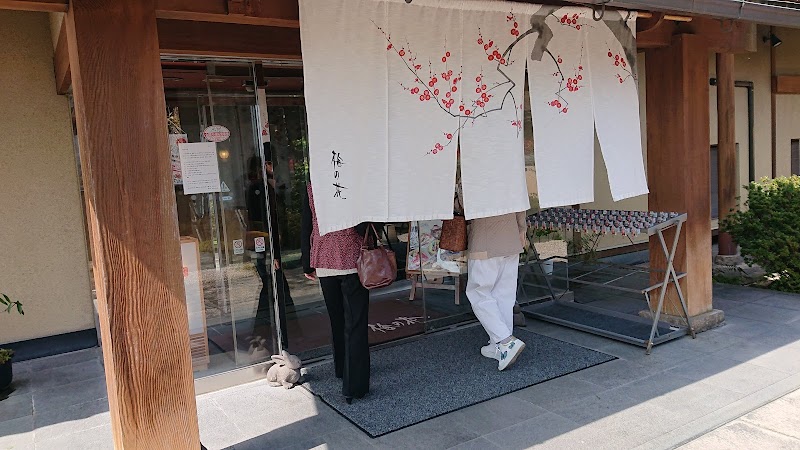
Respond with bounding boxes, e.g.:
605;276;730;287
0;10;94;344
775;27;800;177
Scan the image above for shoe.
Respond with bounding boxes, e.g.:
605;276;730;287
480;342;500;360
498;337;525;371
345;392;366;404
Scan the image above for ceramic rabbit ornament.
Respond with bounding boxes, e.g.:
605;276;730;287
266;350;302;389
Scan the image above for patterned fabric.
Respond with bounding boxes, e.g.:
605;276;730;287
308;184;363;271
528;208;682;236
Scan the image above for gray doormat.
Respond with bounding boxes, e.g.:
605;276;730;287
301;325;615;437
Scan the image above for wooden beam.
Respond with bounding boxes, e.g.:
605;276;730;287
716;53;737;256
65;0;200;447
155;0;299;28
637;19;675;49
774;75;800;94
53;19;70;95
676;17;757;53
158;19;301;60
645;34;713;317
55;19;302;94
0;0;66;12
638;16;756;52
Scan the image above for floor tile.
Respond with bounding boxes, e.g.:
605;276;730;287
665;355;790;395
725;303;800;325
374;414;480;450
644;380;745;419
482;412;580;449
569;358;657;389
732;346;800;374
549;388;641;426
244;426;376;450
665;330;746;354
0;394;32;423
214;383;346;441
31;377;107;414
196;399;246;450
712;298;746;313
34;424;113;450
678;420;800;450
24;360;104;392
741;398;800;440
712;315;776;339
16;349;101;374
447;437;502;450
554;403;689;450
33;398;110;443
445;394;547;436
512;374;607;411
754;293;800;311
599;340;705;372
712;285;774;303
0;415;34;450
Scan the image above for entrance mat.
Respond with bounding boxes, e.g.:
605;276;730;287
301;325;615;437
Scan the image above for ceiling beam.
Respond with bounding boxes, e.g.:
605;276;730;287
53;17;302;93
0;0;66;12
157;19;301;59
774;75;800;94
155;0;299;28
0;0;299;27
637;16;756;52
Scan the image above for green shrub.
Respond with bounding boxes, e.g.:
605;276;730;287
0;349;13;365
722;176;800;293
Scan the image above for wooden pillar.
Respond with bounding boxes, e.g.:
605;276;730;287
65;1;200;448
645;35;713;318
716;53;737;256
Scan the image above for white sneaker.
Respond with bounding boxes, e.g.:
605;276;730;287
481;343;499;360
498;337;525;371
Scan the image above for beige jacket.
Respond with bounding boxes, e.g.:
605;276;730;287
467;212;528;260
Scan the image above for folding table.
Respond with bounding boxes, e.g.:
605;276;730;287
519;208;696;354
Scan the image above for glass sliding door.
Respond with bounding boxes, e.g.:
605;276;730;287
164;60;281;377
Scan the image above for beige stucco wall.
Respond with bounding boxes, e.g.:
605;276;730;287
775;27;800;177
0;11;94;344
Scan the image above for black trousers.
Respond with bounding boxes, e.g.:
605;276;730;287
319;273;370;397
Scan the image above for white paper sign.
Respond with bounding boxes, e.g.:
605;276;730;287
179;142;222;195
254;236;266;253
233;239;245;255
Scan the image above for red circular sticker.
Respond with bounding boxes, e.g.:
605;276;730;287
202;125;231;143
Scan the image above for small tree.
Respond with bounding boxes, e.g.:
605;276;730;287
722;176;800;293
0;293;24;365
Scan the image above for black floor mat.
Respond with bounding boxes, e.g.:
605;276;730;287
301;325;615;437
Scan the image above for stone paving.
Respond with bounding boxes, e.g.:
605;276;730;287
2;283;800;449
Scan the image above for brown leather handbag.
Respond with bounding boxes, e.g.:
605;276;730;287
439;194;467;252
357;224;397;289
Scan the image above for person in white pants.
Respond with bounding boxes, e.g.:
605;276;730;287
465;211;528;371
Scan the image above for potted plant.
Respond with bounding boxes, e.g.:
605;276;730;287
0;293;24;392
